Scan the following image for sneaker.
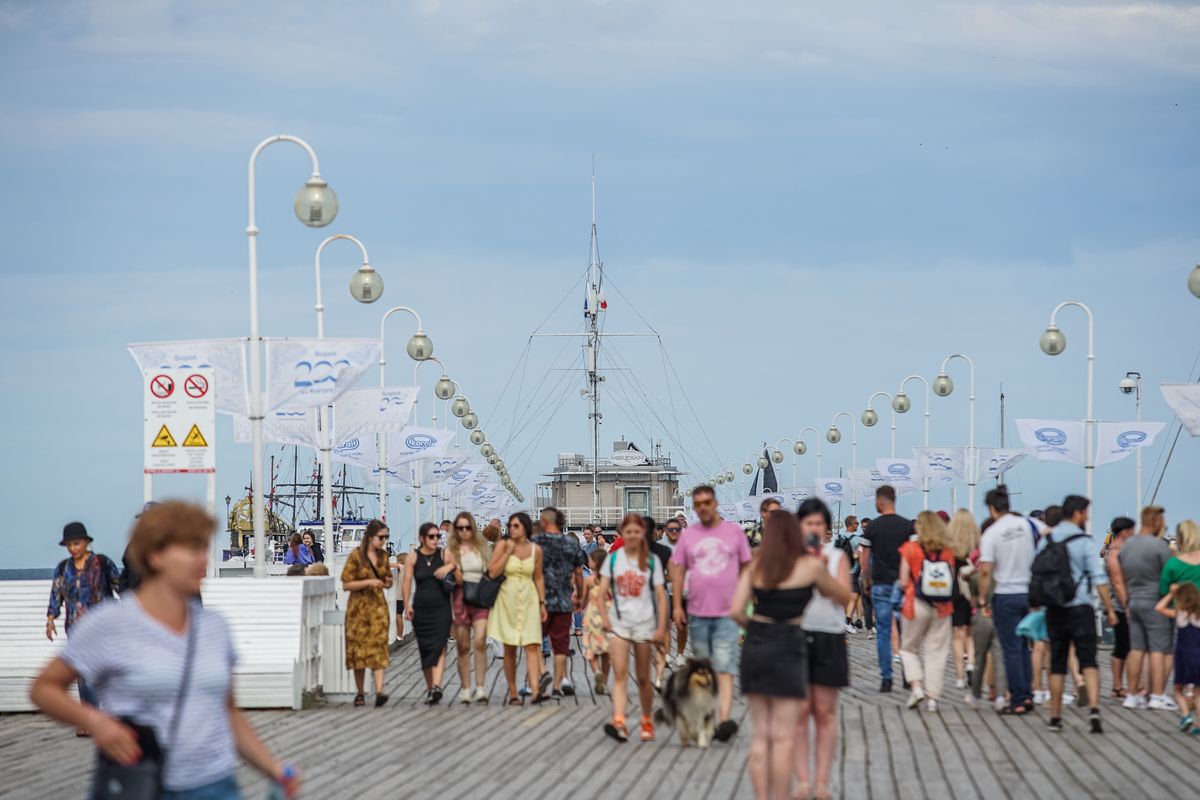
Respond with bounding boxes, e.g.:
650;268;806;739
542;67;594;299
955;678;967;690
640;717;655;741
1123;693;1148;710
1089;710;1103;735
854;619;864;629
594;673;607;694
964;694;976;707
907;688;926;709
519;686;532;697
845;623;858;634
994;697;1008;713
1033;690;1049;705
925;699;938;713
1178;713;1194;733
603;718;629;742
1148;694;1179;711
880;679;893;693
472;687;488;704
868;627;876;639
1074;691;1088;708
1062;693;1075;706
1047;717;1064;733
562;681;575;696
893;655;903;664
457;688;472;705
714;720;739;742
430;685;443;704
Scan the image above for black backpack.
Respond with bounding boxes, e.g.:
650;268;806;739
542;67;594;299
1028;533;1088;608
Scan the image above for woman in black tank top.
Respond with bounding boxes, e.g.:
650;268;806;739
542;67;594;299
730;508;851;800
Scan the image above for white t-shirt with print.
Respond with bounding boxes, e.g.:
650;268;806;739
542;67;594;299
601;547;665;629
979;514;1037;594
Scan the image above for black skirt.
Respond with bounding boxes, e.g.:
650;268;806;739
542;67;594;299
740;621;808;698
806;631;849;688
952;594;972;628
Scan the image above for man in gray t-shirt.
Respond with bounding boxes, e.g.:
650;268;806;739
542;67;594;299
1115;505;1175;710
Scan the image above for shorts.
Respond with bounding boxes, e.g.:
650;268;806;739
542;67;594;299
952;595;972;628
452;587;489;627
1046;605;1098;674
741;621;807;698
806;630;849;688
688;615;740;674
609;617;659;643
1127;600;1174;654
543;611;572;655
1111;611;1130;661
851;572;861;595
667;591;687;620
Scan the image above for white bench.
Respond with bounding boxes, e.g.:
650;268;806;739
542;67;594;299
0;580;68;712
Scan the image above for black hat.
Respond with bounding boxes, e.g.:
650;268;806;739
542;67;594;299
59;522;92;545
1111;516;1136;535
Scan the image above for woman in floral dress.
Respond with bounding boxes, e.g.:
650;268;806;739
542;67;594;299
342;519;393;707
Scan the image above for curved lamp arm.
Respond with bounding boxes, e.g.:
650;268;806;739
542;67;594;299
314;234;370;338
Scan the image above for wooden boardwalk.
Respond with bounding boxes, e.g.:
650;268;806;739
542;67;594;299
2;630;1197;798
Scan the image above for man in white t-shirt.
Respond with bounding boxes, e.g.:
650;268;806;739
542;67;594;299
977;486;1037;713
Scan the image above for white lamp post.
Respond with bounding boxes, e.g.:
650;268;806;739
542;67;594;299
379;306;431;534
895;374;932;509
933;353;977;514
246;135;338;578
313;233;383;555
827;412;857;515
1040;302;1095;533
1120;372;1143;516
863;391;897;458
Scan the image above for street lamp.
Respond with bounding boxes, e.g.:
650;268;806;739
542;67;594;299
1039;301;1095;532
827;411;858;515
379;306;431;530
1120;371;1143;516
1189;265;1200;298
933;353;977;513
863;391;897;458
313;234;386;553
896;374;932;509
245;134;337;578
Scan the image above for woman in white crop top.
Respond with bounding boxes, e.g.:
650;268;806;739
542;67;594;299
448;512;493;704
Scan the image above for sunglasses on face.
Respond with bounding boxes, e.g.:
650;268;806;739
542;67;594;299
455;524;472;531
666;527;680;533
422;533;439;540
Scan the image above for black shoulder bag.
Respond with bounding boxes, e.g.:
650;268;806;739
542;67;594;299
91;609;197;800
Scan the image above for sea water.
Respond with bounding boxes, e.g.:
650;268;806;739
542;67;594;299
0;568;54;580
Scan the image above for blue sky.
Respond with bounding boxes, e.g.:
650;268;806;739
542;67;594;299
2;1;1198;566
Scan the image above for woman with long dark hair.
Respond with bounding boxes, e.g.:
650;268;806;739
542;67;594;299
403;521;456;704
341;519;393;707
731;510;849;800
283;532;313;566
301;530;324;563
794;498;852;800
449;511;492;704
486;512;550;704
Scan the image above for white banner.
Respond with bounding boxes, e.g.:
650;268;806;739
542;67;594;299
334;386;418;442
129;339;248;418
424;452;471;486
444;464;486;496
1161;383;1200;436
874;459;922;491
388;426;456;467
1095;421;1167;465
330;433;378;470
975;448;1027;481
234;407;322;449
265;337;380;412
718;503;740;521
778;487;815;513
816;477;852;505
734;498;760;521
913;447;968;485
1015;419;1086;464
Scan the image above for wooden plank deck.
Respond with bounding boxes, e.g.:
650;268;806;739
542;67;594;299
2;629;1198;798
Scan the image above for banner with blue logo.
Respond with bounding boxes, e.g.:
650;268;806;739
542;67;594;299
974;448;1027;480
330;432;378;470
778;487;815;513
444;464;486;495
1161;383;1200;436
387;426;456;467
233;407;321;449
913;447;967;485
1095;421;1166;465
265;337;380;412
334;386;418;442
815;478;852;504
1015;419;1085;464
873;459;922;491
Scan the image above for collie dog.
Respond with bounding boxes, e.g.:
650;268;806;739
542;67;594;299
655;659;718;748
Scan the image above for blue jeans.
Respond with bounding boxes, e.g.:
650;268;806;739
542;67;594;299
871;583;896;680
687;615;740;674
162;775;241;800
993;592;1032;709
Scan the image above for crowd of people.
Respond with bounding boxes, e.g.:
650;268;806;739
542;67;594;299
31;484;1200;800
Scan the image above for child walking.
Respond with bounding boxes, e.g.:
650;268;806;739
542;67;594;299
599;514;668;742
582;547;611;694
1155;582;1200;734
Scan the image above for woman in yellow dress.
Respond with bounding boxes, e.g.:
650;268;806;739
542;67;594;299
486;512;550;704
341;519;393;707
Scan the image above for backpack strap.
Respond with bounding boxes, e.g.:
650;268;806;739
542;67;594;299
609;551;621;620
1060;533;1093;594
1026;518;1041;549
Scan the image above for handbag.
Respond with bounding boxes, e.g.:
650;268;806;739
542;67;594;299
91;607;197;800
462;581;481;606
475;570;505;609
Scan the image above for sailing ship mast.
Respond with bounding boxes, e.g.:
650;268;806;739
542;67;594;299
586;170;603;525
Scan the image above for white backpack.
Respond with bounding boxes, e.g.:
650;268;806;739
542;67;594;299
918;549;954;601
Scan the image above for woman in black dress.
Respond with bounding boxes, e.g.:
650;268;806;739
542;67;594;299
731;510;851;800
402;522;456;704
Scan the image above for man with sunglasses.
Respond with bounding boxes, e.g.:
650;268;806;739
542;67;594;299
661;519;689;666
533;507;586;697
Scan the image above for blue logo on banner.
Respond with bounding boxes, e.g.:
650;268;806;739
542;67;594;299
451;469;470;481
1035;427;1067;446
336;438;360;452
293;358;352;388
823;481;843;493
405;433;437;450
887;463;911;476
1117;431;1146;449
928;456;954;472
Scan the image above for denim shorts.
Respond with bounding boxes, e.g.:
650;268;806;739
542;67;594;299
688;615;740;674
161;775;241;800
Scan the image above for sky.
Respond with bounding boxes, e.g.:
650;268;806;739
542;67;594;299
1;0;1198;566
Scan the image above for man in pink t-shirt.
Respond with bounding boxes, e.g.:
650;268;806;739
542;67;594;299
670;485;752;741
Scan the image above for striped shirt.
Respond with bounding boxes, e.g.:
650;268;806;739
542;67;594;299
61;596;239;791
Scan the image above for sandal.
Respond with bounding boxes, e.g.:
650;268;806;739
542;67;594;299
603;717;629;742
507;696;523;706
1111;688;1127;700
374;693;389;708
353;693;365;707
999;703;1030;716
